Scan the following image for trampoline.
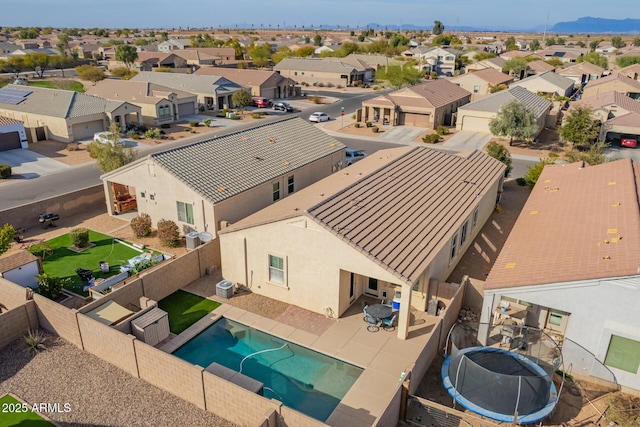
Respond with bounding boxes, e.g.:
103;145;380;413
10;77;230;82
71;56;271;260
442;323;562;424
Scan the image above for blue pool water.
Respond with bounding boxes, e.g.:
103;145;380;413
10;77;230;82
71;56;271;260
173;318;363;421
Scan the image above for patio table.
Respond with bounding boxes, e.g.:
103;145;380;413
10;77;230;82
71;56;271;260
367;304;393;320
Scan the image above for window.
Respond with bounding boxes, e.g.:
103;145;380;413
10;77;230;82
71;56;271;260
412;279;420;292
140;192;146;198
287;175;294;194
176;201;194;224
473;85;480;93
158;105;171;119
450;233;458;260
460;221;469;246
605;335;640;373
268;255;284;284
272;182;280;201
150;194;155;201
472;208;479;230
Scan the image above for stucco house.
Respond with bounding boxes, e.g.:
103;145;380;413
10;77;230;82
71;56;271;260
0;116;28;151
194;67;297;99
101;117;346;265
158;38;192;52
582;73;640;100
557;61;605;87
361;80;471;128
481;159;640;391
466;57;506;73
525;60;556;76
0;85;141;143
86;80;198;127
402;46;460;76
172;48;237;66
130;72;244;111
273;57;372;87
456;86;552;134
0;250;40;288
619;64;640;81
219;146;506;339
450;68;514;100
510;70;575;97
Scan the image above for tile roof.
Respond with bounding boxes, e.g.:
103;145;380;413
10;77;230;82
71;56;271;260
346;54;405;68
224;147;505;285
526;60;556;73
453;68;513;86
485;159;640;290
130;72;243;95
0;250;38;273
0;115;23;126
0;84;128;118
511;70;575;92
606;111;640;127
458;86;552;118
194;67;288;87
147;117;345;204
584;73;640;92
365;80;471;109
86;80;196;105
571;91;640;115
558;61;605;76
274;57;365;73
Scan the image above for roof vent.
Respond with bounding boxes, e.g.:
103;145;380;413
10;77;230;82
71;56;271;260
217;186;225;192
269;137;276;143
603;256;611;260
241;136;248;141
282;161;289;166
253;156;264;161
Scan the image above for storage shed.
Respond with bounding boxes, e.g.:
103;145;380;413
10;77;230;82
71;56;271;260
131;307;170;346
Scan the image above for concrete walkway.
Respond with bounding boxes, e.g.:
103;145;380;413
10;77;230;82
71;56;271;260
442;131;492;150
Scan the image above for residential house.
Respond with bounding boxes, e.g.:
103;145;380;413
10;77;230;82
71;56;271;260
86;80;198;127
274;57;372;87
537;46;588;64
515;41;530;51
219;146;506;339
485;41;506;54
100;117;346;265
315;45;336;55
466;57;506;73
582;73;640;100
571;91;640;142
0;250;40;288
0;85;141;143
456;86;552;134
595;42;617;55
618;63;640;82
557;61;605;87
130;72;244;111
510;70;575;97
0;41;19;58
0;116;28;151
158;38;192;52
361;80;471;128
500;50;535;61
173;48;238;66
525;60;556;76
194;67;297;99
345;53;405;72
481;159;640;391
450;68;514;100
402;46;460;76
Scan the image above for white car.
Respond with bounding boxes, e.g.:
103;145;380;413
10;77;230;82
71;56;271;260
345;148;366;166
309;112;329;122
93;131;124;145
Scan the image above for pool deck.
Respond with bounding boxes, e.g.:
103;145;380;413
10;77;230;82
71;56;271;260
159;294;440;426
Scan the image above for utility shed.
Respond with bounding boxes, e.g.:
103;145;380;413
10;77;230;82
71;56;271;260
131;307;170;346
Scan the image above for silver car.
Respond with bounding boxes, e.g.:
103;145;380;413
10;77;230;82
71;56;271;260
345;148;366;166
309;112;329;122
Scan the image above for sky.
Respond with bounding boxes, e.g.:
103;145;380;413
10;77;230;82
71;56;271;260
2;0;637;30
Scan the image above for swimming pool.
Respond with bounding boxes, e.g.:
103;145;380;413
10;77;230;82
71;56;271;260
172;318;363;421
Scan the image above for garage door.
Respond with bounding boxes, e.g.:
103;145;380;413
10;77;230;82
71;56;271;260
178;102;195;117
72;120;105;141
460;115;491;133
398;113;430;128
0;131;21;151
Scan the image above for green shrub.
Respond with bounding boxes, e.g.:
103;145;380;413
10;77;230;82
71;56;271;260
422;134;442;144
372;126;379;133
516;177;527;186
0;164;11;179
130;213;152;238
69;228;90;248
110;66;129;78
23;329;47;356
66;142;79;151
365;121;373;128
36;273;69;300
373;86;380;90
354;122;361;128
251;113;262;119
524;158;555;188
436;125;450;136
145;128;161;139
203;118;212;127
189;120;199;127
229;115;241;120
131;258;158;274
86;141;102;158
157;219;180;247
486;141;513;178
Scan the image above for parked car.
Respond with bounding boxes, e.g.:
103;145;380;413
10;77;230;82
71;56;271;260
93;131;124;145
272;102;293;112
252;97;270;108
621;138;637;148
345;148;366;165
309;112;329;122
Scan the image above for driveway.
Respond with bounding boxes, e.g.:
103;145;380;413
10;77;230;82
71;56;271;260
443;131;492;151
378;126;426;142
607;145;640;162
0;148;69;179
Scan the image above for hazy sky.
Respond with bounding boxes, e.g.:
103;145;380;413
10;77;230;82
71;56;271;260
3;0;636;30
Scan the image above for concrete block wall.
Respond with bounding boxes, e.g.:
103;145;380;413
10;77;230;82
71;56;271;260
0;185;104;231
33;294;83;349
141;249;200;302
110;278;144;308
202;370;281;426
279;406;329;427
409;322;441;395
0;278;32;310
373;384;403;427
0;301;38;350
134;340;206;410
438;281;465;349
197;241;218;277
77;314;139;377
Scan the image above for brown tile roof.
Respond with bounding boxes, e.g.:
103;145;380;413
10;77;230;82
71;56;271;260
194;67;287;86
86;80;196;104
558;61;605;76
527;60;556;73
484;159;640;291
0;116;23;126
0;250;38;273
584;73;640;92
606;111;640;127
364;80;471;110
224;147;505;285
571;91;640;115
459;68;513;85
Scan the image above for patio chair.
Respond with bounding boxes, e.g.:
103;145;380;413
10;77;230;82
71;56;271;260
365;314;380;332
76;268;94;282
381;314;397;331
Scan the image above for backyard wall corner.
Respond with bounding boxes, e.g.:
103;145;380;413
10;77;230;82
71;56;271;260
141;249;200;302
0;277;32;310
0;300;38;350
33;293;83;349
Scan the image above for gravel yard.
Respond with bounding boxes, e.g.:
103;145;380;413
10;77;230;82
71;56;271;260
0;331;237;427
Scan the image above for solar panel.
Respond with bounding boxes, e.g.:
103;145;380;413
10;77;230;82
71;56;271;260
0;87;32;105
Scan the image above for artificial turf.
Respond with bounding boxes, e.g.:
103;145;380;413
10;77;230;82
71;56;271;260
0;395;55;427
30;230;145;296
28;80;85;92
158;290;221;334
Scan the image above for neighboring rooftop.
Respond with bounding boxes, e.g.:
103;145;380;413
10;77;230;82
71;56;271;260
274;57;369;73
459;86;552;117
452;68;513;85
366;80;471;109
130;71;242;94
558;61;605;76
511;70;575;93
570;91;640;115
583;73;640;92
0;250;37;273
485;159;640;290
86;80;195;104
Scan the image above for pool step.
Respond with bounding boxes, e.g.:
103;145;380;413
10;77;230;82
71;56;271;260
205;362;264;396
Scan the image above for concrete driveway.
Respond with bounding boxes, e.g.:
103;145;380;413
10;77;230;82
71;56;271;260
378;126;426;142
443;131;492;151
0;148;69;179
607;145;640;162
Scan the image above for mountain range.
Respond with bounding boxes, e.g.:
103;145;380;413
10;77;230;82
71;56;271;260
550;17;640;34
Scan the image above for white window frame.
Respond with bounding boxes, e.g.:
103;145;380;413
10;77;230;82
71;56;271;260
176;201;194;225
272;181;280;202
473;85;480;93
287;175;294;194
268;254;286;286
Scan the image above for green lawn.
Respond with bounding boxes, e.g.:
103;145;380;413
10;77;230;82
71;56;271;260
29;80;85;92
30;230;145;296
0;395;55;427
158;290;221;334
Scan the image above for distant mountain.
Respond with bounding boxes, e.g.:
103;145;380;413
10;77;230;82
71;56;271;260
551;17;640;34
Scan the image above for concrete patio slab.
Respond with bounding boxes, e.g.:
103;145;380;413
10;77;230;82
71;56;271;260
335;340;380;367
311;331;353;356
324;320;361;339
269;322;296;338
286;328;319;347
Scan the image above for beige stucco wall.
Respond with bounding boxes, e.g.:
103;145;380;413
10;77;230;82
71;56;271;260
583;81;640;98
0;108;74;141
512;79;571;97
451;74;493;100
275;68;350;87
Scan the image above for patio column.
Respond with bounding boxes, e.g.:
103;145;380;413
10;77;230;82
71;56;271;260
103;180;115;216
397;284;412;340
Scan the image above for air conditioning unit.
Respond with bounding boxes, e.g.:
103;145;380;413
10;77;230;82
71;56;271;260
185;232;201;250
